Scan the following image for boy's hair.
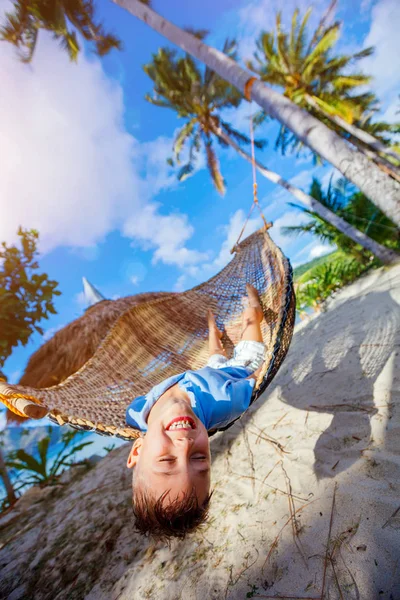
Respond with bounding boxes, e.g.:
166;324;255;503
132;487;213;541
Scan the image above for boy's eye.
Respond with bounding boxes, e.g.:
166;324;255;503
192;456;206;460
159;457;175;462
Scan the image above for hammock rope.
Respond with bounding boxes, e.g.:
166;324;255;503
231;85;272;255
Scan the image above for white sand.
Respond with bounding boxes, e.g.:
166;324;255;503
1;264;399;600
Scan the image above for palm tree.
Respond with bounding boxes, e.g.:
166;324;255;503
2;0;400;224
247;9;400;162
282;177;399;261
144;42;266;195
144;47;399;264
0;0;121;62
246;8;400;170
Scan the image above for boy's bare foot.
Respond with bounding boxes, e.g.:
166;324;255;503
244;284;263;322
207;309;223;339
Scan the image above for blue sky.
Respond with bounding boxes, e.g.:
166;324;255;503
1;0;399;384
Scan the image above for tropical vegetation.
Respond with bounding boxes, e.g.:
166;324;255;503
144;45;399;264
293;251;335;280
0;0;121;62
246;7;400;171
1;0;399;223
289;177;399;311
295;251;373;312
0;228;61;377
6;428;93;486
2;428;93;510
0;228;60;508
283;177;399;259
144;42;264;195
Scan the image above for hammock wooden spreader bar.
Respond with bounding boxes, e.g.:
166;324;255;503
0;228;295;440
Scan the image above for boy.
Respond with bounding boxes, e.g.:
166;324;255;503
126;284;265;540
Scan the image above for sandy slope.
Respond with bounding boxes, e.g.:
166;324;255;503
1;264;399;600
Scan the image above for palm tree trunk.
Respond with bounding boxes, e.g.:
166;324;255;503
0;446;17;506
349;136;400;184
211;123;399;265
305;94;400;166
112;0;400;226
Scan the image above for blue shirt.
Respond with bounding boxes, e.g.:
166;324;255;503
126;366;256;431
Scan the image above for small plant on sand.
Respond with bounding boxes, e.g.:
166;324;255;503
5;428;93;490
104;443;117;454
246;584;259;597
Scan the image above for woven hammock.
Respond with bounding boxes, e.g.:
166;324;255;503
0;228;295;440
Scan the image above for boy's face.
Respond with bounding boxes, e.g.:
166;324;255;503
127;395;211;505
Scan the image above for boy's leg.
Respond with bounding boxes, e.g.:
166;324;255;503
241;284;263;343
208;310;227;358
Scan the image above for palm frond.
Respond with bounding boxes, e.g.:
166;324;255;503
352;46;374;60
184;27;209;40
177;162;195;182
296;7;312;58
281;222;315;237
309;0;336;49
1;0;121;61
289;8;299;61
205;141;225;195
173;119;197;162
220;120;266;149
59;31;80;62
333;74;371;89
302;23;340;79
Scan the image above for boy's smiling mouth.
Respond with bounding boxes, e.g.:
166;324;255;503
165;416;197;431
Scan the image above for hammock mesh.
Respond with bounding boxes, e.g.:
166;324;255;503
0;228;295;440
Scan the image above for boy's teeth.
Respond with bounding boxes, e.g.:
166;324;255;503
168;420;192;430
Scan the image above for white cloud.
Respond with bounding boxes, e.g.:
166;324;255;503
292;239;336;265
137;136;178;196
0;34;137;253
180;209;312;290
0;408;7;432
42;324;64;341
69;246;101;262
174;275;187;292
74;291;87;307
176;209;262;288
237;0;333;63
309;243;335;259
124;204;208;268
221;101;256;135
269;210;309;250
0;26;204;270
363;0;400;96
381;98;400;124
212;209;262;270
130;275;139;285
259;168;317;215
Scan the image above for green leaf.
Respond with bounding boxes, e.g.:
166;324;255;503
173;119;197;162
177;163;194;181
